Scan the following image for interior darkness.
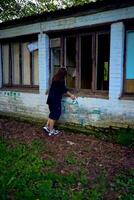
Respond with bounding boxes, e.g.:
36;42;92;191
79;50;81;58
97;33;110;90
66;37;76;88
51;47;61;76
81;35;92;89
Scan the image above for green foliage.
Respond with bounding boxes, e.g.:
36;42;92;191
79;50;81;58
113;169;134;200
0;137;133;199
43;159;57;168
111;128;134;147
61;0;95;8
31;138;45;152
0;0;96;22
91;127;134;147
0;138;103;199
64;153;77;165
71;189;101;200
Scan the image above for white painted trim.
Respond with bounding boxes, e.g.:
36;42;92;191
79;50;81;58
0;23;41;38
109;22;125;100
0;6;134;39
42;6;134;31
38;33;49;92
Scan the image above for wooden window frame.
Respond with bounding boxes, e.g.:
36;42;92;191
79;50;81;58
64;34;77;89
78;32;93;93
49;29;110;97
78;31;109;96
49;37;62;81
95;31;110;94
1;41;39;89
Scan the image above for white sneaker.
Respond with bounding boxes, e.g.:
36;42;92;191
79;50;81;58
43;126;50;133
48;129;60;136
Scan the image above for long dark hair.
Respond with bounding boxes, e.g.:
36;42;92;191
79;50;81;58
52;67;67;82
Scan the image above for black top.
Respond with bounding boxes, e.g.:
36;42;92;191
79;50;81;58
47;80;68;105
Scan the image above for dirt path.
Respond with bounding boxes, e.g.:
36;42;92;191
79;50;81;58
0;118;134;199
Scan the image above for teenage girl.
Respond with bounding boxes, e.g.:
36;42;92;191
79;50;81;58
43;67;76;136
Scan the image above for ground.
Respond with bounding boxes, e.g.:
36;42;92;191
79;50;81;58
0;118;134;199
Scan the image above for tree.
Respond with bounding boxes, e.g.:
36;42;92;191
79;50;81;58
0;0;96;22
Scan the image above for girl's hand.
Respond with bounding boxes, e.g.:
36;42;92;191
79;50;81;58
70;94;76;100
66;91;76;100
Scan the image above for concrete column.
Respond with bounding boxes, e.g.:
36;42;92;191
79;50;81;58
0;45;2;88
38;33;49;106
109;22;125;100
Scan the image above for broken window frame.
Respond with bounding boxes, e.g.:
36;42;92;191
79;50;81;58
50;30;110;97
95;31;110;93
1;38;39;89
79;32;94;92
64;35;77;88
49;37;62;81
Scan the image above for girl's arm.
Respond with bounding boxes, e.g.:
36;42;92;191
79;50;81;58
66;91;76;100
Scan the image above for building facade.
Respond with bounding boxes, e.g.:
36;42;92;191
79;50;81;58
0;0;134;128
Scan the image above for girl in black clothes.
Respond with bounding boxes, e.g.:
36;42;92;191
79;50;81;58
43;67;76;136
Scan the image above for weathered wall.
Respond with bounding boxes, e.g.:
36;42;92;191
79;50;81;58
61;97;134;128
0;91;134;128
0;7;134;128
0;91;42;116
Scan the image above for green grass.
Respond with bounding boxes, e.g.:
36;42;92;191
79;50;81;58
0;138;134;200
91;128;134;147
0;138;101;200
112;128;134;147
64;153;77;165
112;169;134;200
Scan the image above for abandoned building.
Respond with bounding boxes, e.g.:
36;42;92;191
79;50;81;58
0;0;134;128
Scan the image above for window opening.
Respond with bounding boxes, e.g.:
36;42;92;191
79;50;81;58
32;50;39;85
12;43;20;84
50;30;110;95
2;44;9;85
22;42;30;85
65;36;76;88
125;31;134;93
1;40;39;88
50;38;61;79
80;35;92;89
96;33;110;91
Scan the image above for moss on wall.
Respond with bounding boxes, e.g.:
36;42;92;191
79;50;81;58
0;111;134;147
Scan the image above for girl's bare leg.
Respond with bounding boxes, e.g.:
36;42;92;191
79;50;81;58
46;118;50;127
47;118;55;131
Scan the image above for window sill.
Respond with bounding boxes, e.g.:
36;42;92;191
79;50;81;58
77;93;109;99
0;87;39;94
119;95;134;101
69;89;109;99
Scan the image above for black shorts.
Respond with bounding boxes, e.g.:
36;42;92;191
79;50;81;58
48;104;61;120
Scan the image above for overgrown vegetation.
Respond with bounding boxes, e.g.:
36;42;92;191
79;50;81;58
0;138;133;200
92;127;134;148
0;111;134;147
0;0;97;22
59;123;134;148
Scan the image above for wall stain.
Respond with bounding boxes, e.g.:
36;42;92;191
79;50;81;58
62;99;101;125
0;91;20;100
